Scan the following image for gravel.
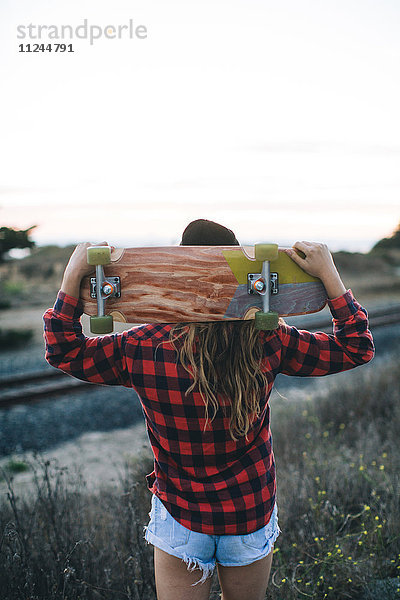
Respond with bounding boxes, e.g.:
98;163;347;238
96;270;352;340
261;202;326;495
0;342;144;456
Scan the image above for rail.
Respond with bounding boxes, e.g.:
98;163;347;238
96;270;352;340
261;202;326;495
0;370;96;408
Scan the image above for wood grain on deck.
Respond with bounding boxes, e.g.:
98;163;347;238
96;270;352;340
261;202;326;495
81;246;239;323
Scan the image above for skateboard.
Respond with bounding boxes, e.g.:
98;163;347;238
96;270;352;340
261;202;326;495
80;244;327;334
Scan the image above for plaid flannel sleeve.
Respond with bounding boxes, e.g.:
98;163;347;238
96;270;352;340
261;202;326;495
278;290;374;377
43;291;132;387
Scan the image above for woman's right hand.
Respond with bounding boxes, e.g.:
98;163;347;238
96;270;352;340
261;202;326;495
61;241;110;299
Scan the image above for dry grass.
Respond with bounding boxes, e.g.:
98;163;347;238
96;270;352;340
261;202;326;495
0;455;157;600
0;357;399;599
270;358;400;599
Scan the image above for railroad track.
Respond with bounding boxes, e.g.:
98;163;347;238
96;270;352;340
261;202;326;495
1;305;398;409
0;369;97;408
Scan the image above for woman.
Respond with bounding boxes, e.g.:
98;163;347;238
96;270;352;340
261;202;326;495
43;220;374;600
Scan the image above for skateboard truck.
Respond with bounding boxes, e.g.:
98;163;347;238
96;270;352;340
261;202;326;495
248;272;279;296
251;244;280;330
90;277;121;302
87;246;119;334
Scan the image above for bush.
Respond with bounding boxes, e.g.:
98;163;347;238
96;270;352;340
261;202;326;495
3;459;29;474
0;300;11;310
0;328;34;351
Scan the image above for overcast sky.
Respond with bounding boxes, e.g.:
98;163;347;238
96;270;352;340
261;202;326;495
0;0;399;250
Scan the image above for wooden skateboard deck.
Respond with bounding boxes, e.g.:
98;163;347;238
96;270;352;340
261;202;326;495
80;245;327;325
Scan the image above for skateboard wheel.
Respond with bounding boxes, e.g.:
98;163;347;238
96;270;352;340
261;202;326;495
89;315;113;334
254;310;279;331
87;246;111;266
255;243;278;262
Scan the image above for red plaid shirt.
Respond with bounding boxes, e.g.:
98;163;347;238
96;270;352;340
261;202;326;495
43;290;374;535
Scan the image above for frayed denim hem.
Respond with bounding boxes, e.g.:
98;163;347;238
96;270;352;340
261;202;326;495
181;553;216;586
143;525;216;586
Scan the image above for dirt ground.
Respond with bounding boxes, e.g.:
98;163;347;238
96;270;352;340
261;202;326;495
0;421;152;499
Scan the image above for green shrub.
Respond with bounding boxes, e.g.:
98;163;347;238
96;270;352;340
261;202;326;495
0;328;34;350
4;459;29;474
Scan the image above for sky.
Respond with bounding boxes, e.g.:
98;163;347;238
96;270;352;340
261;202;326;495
0;0;399;251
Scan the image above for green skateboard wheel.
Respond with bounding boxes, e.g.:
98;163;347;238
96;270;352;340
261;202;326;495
89;315;113;334
254;243;278;262
87;246;111;266
254;310;279;331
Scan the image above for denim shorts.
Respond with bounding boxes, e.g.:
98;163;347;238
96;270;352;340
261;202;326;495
144;494;280;586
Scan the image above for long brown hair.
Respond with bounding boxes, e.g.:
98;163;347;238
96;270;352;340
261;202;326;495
170;320;269;441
